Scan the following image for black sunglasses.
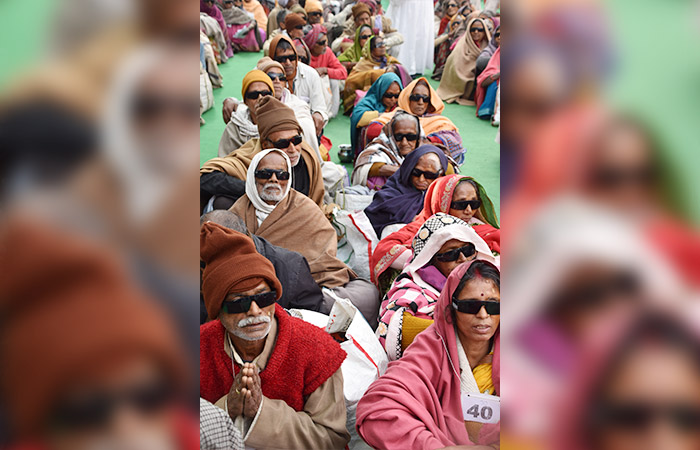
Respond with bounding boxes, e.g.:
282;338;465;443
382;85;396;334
395;132;419;142
383;92;400;99
254;168;290;180
267;73;287;82
470;27;485;33
268;134;302;149
294;24;305;30
435;243;476;262
274;54;297;63
409;93;430;103
132;96;199;119
245;90;272;100
494;32;500;37
308;11;322;16
452;299;500;315
411;168;442;180
555;272;639;311
360;34;373;40
592;401;700;433
222;290;277;314
593;167;657;189
224;0;234;3
451;199;481;211
52;382;174;431
374;41;386;48
316;39;328;46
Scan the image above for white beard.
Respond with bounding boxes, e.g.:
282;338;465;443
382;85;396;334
260;183;284;203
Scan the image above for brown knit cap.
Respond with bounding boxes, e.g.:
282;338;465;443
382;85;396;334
254;95;302;142
0;219;186;437
285;13;307;30
257;56;285;74
352;3;371;19
200;223;282;319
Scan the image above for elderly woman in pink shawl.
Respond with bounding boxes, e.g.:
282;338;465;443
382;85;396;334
357;259;500;449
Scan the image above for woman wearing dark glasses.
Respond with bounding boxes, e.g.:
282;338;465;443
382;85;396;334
364;145;448;239
367;77;465;163
352;110;424;190
370;174;500;286
377;213;497;361
357;259;500;449
555;313;700;450
437;16;492;106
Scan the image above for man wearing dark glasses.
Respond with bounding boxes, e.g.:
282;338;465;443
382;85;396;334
200;222;349;449
269;35;328;136
200;209;324;323
200;96;325;212
218;69;275;158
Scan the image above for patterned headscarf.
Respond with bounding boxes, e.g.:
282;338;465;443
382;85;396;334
303;24;327;48
412;213;469;257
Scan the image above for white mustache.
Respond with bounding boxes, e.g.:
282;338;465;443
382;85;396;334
238;315;271;328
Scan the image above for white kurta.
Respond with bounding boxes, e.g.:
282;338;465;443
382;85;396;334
387;0;435;74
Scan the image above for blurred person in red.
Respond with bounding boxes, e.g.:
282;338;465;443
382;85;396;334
199;222;350;449
0;219;194;449
553;311;700;450
502;200;690;448
506;106;700;289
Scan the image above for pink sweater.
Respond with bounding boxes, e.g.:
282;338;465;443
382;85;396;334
309;47;348;80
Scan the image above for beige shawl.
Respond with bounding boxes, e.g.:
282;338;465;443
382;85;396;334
231;189;355;288
200;138;325;208
436;17;491;105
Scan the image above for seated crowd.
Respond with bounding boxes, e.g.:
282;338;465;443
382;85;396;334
200;0;500;448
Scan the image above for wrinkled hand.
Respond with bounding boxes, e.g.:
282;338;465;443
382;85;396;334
226;368;246;418
240;363;262;418
316;67;328;76
222;98;239;124
312;112;325;136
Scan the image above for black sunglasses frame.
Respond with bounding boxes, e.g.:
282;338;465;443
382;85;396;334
435;243;476;262
409;94;430;103
244;90;272;100
254;168;290;181
450;199;482;211
274;54;298;63
222;290;277;314
452;299;500;315
268;134;303;149
411;168;442;180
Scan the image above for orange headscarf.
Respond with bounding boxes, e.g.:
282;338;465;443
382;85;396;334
373;77;459;135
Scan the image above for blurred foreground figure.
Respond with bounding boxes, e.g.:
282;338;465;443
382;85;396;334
555;312;700;450
0;219;194;449
502;199;693;449
199;222;350;449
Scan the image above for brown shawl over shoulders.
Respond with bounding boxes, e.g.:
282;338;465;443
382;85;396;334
200;138;325;207
230;190;355;288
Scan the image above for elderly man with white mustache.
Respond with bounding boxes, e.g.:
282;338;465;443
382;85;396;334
230;149;382;328
200;221;350;449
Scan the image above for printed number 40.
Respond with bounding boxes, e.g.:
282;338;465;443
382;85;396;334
466;404;493;421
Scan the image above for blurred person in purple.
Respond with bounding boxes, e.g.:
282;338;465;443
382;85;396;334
0;219;194;450
357;260;500;448
502;199;690;448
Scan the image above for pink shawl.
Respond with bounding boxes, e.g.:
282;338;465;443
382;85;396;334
356;261;500;449
475;46;500;114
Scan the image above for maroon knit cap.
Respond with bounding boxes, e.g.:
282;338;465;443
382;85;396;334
200;222;282;319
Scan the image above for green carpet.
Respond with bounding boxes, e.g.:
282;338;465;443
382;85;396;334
200;51;501;216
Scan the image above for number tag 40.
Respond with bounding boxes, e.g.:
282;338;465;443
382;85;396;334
461;392;500;424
